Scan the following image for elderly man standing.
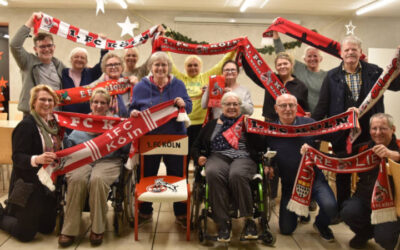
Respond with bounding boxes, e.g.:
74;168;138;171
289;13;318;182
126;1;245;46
312;35;400;213
10;12;65;117
272;31;327;113
341;113;400;249
266;94;337;241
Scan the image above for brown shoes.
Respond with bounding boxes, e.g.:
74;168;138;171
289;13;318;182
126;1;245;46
90;231;104;246
58;234;75;247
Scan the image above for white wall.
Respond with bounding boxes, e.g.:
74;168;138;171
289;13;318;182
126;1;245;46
368;48;400;138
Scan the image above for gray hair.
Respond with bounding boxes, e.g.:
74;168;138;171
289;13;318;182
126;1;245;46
69;47;88;61
147;51;172;75
341;35;362;49
302;46;322;60
370;113;394;129
221;91;242;106
101;52;124;73
275;93;298;104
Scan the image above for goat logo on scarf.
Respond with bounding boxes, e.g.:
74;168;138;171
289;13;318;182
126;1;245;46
146;178;178;193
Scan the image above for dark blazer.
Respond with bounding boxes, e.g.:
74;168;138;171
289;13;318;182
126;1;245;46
10;114;44;192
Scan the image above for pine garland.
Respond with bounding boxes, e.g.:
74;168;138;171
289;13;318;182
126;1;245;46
163;25;317;55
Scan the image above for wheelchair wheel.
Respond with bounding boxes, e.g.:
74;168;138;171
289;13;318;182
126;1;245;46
54;176;66;235
260;229;276;246
123;170;135;228
190;179;202;230
113;209;124;236
198;208;207;244
263;178;273;222
55;209;64;235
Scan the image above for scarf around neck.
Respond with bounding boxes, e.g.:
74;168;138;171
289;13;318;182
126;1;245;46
211;114;241;151
31;110;60;151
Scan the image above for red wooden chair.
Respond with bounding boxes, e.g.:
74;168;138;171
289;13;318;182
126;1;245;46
134;134;190;241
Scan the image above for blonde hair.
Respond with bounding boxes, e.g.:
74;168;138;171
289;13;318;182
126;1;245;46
184;55;203;71
90;87;111;105
29;84;59;111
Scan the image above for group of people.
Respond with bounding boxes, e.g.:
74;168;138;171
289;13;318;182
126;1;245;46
0;11;399;250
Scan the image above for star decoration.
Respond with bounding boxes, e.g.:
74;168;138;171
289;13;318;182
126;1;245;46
117;17;139;38
0;76;8;88
96;0;105;15
0;51;3;60
345;20;356;35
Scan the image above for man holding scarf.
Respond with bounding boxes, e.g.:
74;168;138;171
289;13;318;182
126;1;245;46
312;35;400;214
266;94;337;241
340;113;400;249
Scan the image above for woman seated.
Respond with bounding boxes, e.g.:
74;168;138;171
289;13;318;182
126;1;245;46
58;88;127;247
192;92;262;242
129;51;192;229
0;85;61;242
263;52;310;121
202;60;253;120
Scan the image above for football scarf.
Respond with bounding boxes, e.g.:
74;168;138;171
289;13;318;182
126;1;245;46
33;13;159;50
37;100;187;191
56;78;132;106
153;36;306;116
288;146;396;225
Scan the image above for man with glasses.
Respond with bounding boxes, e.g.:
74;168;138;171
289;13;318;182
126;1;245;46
10;12;65;117
340;113;400;249
265;93;337;242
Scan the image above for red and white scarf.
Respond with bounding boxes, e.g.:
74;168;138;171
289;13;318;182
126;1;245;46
246;110;359;138
56;78;132;106
153;36;306;116
288;146;396;225
37;100;188;191
263;17;366;60
33;13;159;50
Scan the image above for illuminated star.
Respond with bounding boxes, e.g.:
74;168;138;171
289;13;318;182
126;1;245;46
345;20;356;35
117;16;139;37
96;0;105;15
0;76;8;88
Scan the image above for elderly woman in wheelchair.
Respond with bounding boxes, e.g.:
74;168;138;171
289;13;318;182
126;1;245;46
58;88;129;247
192;92;273;243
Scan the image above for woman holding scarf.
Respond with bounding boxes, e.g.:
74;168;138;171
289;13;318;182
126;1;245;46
262;52;310;121
88;52;137;118
192;92;262;242
129;51;192;229
0;85;61;242
201;60;254;120
58;88;127;247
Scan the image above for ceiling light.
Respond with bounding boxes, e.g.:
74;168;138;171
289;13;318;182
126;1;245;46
0;0;8;6
240;0;251;12
260;0;269;8
174;16;300;25
356;0;395;15
115;0;128;9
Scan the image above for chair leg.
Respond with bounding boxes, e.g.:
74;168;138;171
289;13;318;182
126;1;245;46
135;195;139;241
186;184;191;241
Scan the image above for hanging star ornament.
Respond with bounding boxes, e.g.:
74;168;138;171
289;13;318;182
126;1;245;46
117;17;139;37
96;0;105;15
345;20;356;35
0;76;8;88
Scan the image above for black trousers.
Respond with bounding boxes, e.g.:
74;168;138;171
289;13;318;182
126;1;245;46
0;185;57;242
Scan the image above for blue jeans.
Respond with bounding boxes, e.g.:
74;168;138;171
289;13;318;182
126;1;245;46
341;195;400;250
279;170;337;235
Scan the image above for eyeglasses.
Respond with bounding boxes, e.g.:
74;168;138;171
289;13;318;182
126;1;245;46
370;127;390;132
106;63;122;68
277;103;297;109
223;68;237;73
222;102;239;107
36;44;54;49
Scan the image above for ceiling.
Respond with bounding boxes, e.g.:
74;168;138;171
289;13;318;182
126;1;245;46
2;0;400;17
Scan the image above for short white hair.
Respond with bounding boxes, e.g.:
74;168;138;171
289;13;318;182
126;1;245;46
69;47;88;60
341;35;362;49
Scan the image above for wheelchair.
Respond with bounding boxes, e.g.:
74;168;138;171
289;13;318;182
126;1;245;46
190;150;276;245
54;156;135;236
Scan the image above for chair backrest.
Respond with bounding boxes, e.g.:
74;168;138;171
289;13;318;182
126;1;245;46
138;134;188;179
0;127;13;164
0;113;7;120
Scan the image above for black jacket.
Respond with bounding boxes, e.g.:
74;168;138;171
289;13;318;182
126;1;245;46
312;60;400;153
